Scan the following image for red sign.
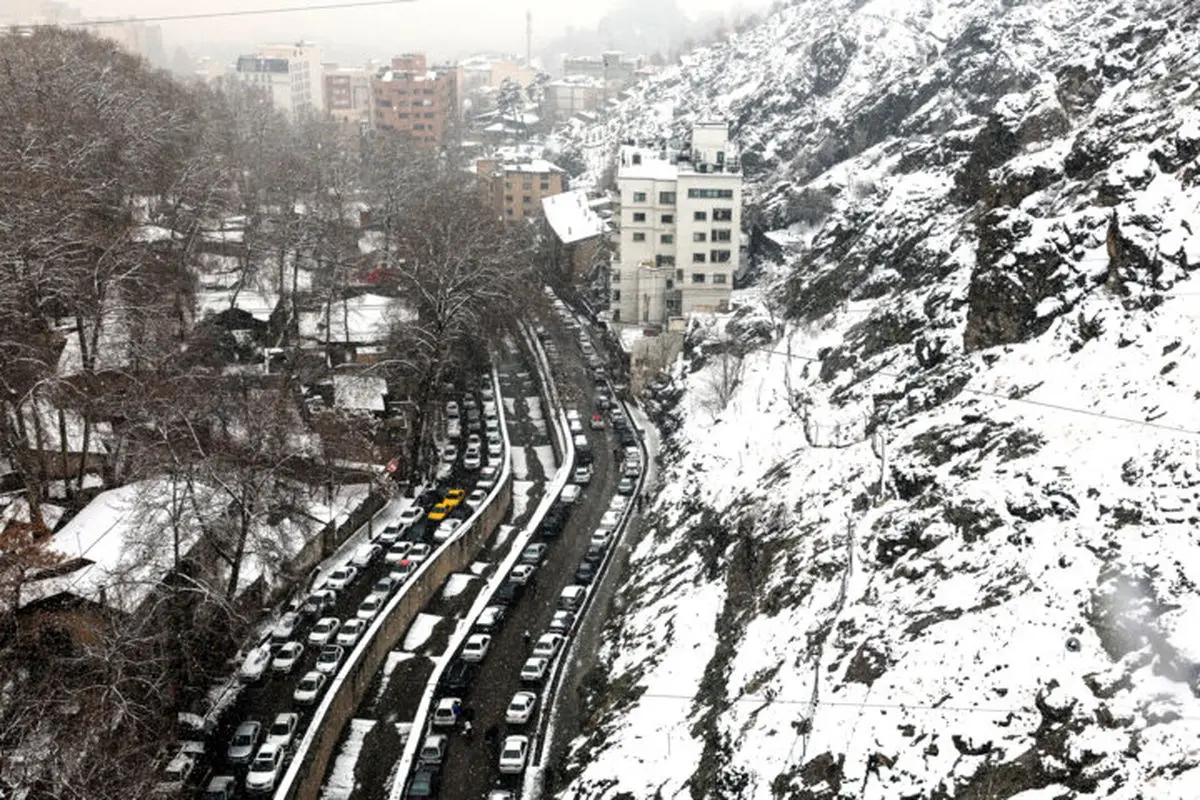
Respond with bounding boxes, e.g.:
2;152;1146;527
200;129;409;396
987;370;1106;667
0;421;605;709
386;459;399;474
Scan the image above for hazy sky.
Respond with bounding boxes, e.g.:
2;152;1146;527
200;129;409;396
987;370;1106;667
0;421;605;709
74;0;763;62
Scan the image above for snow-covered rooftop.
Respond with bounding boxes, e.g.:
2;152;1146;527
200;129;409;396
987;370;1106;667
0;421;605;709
542;189;607;244
297;294;416;343
333;373;387;412
617;147;678;182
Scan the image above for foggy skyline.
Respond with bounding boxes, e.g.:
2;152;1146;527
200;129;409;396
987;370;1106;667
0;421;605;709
68;0;768;64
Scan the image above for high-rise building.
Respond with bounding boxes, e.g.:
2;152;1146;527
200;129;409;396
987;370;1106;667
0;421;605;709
234;41;324;121
370;53;459;148
612;121;742;325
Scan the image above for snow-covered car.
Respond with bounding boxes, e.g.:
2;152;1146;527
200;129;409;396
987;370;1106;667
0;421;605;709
447;418;461;439
434;518;461;543
487;433;503;455
298;589;337;620
509;564;536;585
307;617;341;646
238;644;271;683
460;633;492;663
617;476;636;495
441;444;458;463
293;670;327;705
356;594;384;621
336;618;367;647
565;408;581;422
445;399;460;418
264;713;299;749
568;417;584;435
532;633;564;661
572;465;592;484
418;733;448;765
599;510;622;531
270;641;304;674
505;691;537;725
481;381;494;400
485;416;500;434
385;542;412;564
203;775;237;800
372;576;397;598
520;657;548;683
498;735;529;774
589;413;605;430
483;400;497;418
155;745;200;795
324;565;358;591
398;506;423;527
391;559;416;582
589;531;612;550
548;610;575;634
463;446;482;470
609;495;629;512
623;461;642;479
407;543;432;563
560;484;581;504
476;466;499;489
350;543;381;569
474;605;505;633
375;525;403;545
315;645;344;675
269;612;299;643
244;742;284;794
466;488;487;507
433;697;462;727
466;433;482;448
226;720;262;765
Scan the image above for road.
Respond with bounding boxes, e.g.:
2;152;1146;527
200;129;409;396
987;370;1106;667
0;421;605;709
330;333;560;800
195;351;520;795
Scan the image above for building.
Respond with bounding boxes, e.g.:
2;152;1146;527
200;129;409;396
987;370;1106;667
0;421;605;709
460;53;537;92
371;54;460;147
612;121;742;325
562;52;643;86
324;65;373;127
475;156;566;221
541;189;609;283
540;76;605;125
234;41;324;120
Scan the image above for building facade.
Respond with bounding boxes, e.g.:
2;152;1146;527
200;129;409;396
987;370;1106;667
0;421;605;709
475;157;566;221
612;121;742;325
235;41;324;120
540;76;604;125
371;53;459;148
324;66;373;127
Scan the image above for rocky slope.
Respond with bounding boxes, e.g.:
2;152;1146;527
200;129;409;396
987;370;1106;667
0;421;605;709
553;0;1200;797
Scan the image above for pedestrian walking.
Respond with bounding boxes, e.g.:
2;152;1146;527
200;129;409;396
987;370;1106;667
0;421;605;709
463;720;473;738
523;630;532;650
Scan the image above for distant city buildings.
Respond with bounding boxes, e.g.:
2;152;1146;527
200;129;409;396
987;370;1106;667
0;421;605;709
234;41;324;121
475;154;566;221
324;65;374;128
459;53;538;93
371;53;460;148
612;121;743;325
562;52;643;86
540;76;605;126
3;0;166;66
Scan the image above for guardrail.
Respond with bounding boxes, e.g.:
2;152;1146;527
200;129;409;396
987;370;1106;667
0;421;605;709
276;365;514;800
387;322;574;800
520;303;653;800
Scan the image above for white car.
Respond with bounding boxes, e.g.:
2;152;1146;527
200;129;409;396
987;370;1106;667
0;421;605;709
391;560;416;582
509;564;536;585
599;510;622;530
269;612;299;642
463;446;482;470
532;633;564;660
336;618;366;647
498;735;530;774
293;670;327;705
506;691;538;725
445;400;460;419
572;465;592;484
461;633;492;663
356;594;384;621
372;576;398;598
475;605;505;633
238;644;271;683
307;617;341;646
325;565;358;591
466;433;482;448
477;466;499;489
245;742;285;794
565;409;580;422
350;543;381;569
466;488;488;507
442;444;458;463
447;419;461;439
485;416;500;434
315;645;344;675
407;543;432;564
520;657;549;683
483;400;497;417
609;495;629;512
617;476;636;495
434;519;461;543
548;610;575;634
433;696;462;727
270;641;304;674
398;506;423;526
560;484;581;504
385;542;412;564
265;712;299;749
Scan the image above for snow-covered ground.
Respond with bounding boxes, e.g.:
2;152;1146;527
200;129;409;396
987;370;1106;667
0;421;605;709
402;614;441;652
442;573;476;599
321;718;375;799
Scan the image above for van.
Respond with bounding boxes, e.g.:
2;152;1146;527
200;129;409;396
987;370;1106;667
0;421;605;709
559;585;586;611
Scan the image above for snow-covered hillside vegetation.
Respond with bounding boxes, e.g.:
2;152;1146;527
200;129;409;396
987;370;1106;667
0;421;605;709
555;0;1200;797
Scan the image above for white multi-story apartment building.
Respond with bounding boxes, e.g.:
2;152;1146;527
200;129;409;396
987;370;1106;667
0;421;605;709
612;121;742;325
235;41;324;121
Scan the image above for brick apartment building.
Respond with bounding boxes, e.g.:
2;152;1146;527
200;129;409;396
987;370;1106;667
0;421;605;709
475;156;566;221
324;66;373;128
371;53;459;147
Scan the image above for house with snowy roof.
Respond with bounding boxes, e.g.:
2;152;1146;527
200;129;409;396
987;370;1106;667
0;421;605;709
541;188;611;284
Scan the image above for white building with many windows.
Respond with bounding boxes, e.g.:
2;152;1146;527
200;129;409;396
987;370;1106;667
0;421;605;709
611;121;742;325
234;41;324;121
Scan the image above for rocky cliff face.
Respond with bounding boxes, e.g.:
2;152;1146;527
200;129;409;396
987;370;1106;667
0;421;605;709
553;0;1200;798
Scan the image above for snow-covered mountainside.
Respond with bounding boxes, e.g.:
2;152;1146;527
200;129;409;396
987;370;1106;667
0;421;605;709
556;0;1200;797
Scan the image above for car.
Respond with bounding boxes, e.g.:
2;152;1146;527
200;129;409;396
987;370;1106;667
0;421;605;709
244;742;285;794
461;633;492;663
568;417;584;435
509;564;536;585
293;670;327;705
617;476;636;495
433;697;462;727
558;585;586;611
315;644;344;675
498;735;530;774
485;415;500;434
376;524;404;545
481;383;495;400
271;641;304;674
446;418;461;439
441;444;458;463
434;518;461;543
264;712;299;749
486;791;515;800
418;733;448;765
350;543;381;569
202;775;237;800
466;432;482;448
357;594;384;621
575;560;598;584
372;575;398;598
599;510;622;530
325;565;358;591
391;559;416;582
440;658;478;692
483;400;497;417
239;644;271;683
565;409;580;422
466;488;488;507
444;488;466;508
336;618;367;647
560;484;581;504
609;495;630;512
520;657;549;682
593;391;611;410
408;543;432;563
548;610;575;634
619;428;638;447
298;589;337;620
589;531;611;550
445;400;459;419
427;501;451;522
385;542;412;564
572;465;592;484
398;506;423;526
463;396;478;412
227;720;262;765
467;409;482;433
463;446;482;470
474;605;506;633
407;765;441;798
494;579;524;605
532;633;565;660
269;612;299;643
155;745;201;795
520;543;547;565
624;461;642;479
477;465;499;489
506;691;538;725
583;543;605;564
307;617;341;646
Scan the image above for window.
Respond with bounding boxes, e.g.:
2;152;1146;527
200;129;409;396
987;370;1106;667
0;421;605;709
504;181;512;189
716;150;725;164
687;188;734;199
505;194;513;202
661;234;673;244
661;214;674;224
522;195;532;204
659;191;676;205
540;182;550;190
612;290;621;301
633;191;647;202
691;273;706;283
632;212;646;222
655;255;675;267
713;208;733;222
612;270;621;281
693;232;707;243
506;209;513;216
523;181;532;190
713;273;727;284
711;229;732;242
693;211;707;221
692;252;706;263
676;270;684;281
632;232;646;242
710;249;732;263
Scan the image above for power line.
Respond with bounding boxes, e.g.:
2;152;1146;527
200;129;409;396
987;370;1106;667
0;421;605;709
64;0;417;26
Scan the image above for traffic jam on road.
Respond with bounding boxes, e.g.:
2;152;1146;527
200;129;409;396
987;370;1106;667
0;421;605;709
181;370;510;799
398;301;646;800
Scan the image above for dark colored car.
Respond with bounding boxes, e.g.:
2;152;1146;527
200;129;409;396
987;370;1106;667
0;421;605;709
540;503;569;536
494;580;524;606
575;561;597;584
440;659;478;693
583;543;605;564
407;765;441;798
